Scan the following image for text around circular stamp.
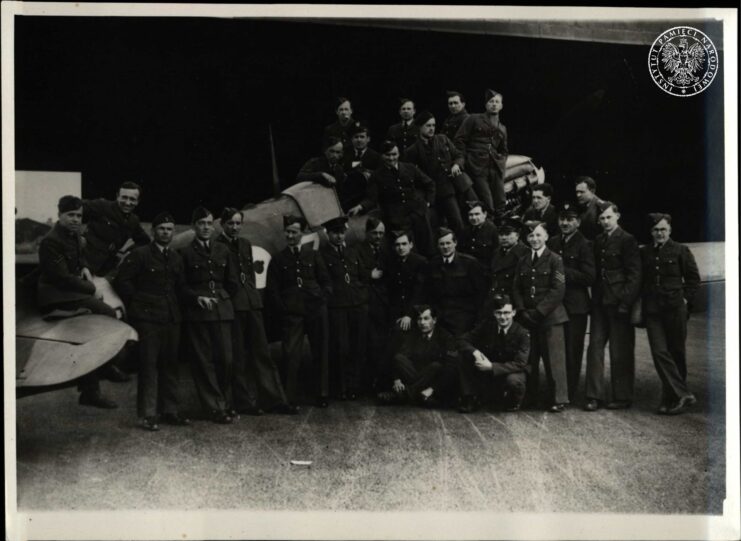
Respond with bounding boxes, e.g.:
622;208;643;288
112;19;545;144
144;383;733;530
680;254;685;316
648;26;719;97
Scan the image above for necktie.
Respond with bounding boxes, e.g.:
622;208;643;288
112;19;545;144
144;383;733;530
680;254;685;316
532;251;539;264
292;247;300;257
163;247;169;260
499;328;505;340
356;151;363;160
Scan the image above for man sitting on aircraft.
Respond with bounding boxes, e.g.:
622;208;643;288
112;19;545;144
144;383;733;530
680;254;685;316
37;195;118;409
323;97;360;150
457;294;530;413
441;91;469;141
296;136;347;192
114;211;191;431
377;304;458;407
179;206;238;424
83;181;150;277
341;125;381;212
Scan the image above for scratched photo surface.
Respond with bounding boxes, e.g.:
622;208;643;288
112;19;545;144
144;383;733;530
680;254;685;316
5;5;736;541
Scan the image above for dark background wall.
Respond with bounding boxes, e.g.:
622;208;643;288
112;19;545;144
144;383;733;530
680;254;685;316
15;16;725;243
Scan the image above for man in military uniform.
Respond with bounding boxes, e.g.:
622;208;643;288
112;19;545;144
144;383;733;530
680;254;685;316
640;213;700;415
179;206;237;424
356;217;390;393
512;221;569;411
267;215;332;407
457;294;530;413
490;217;529;298
114;211;190;431
441;91;469;141
574;176;604;241
547;203;595;401
320;216;369;400
297;137;347;193
385;98;419;156
404;111;477;235
341;125;381;212
584;202;642;411
377;305;458;407
348;140;436;256
522;183;558;237
37;195;117;409
323;97;360;149
216;208;298;415
83;181;150;277
424;227;487;337
459;201;499;270
454;89;509;218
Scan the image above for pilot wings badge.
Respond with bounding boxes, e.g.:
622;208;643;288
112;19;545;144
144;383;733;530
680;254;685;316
648;26;719;97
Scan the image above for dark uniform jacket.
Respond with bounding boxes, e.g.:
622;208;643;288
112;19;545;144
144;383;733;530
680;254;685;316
441;110;469;141
320;244;369;308
458;320;530;374
512;247;569;326
296;156;347;189
576;197;604;241
114;242;184;323
395;327;458;374
459;221;499;267
453;114;508;177
522;204;558;237
356;241;390;310
214;234;263;311
424;253;487;325
179;239;237;322
341;148;382;210
37;223;96;307
386;121;419;155
547;231;595;315
359;163;435;221
385;252;427;320
82;199;150;275
640;239;700;313
267;244;332;316
323;119;361;149
404;135;469;200
593;227;642;311
490;242;530;297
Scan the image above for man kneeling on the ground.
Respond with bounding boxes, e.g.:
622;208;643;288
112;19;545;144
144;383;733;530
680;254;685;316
377;305;458;407
457;294;530;413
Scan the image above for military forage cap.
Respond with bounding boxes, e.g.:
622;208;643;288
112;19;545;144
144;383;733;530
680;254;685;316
523;220;547;233
322;215;349;233
648;212;672;226
596;200;617;215
391;229;412;242
436;226;455;240
498;217;522;233
283;215;307;230
58;195;83;213
558;202;579;218
446;90;465;101
485;88;502;101
191;206;212;223
349;124;369;137
414;110;435;127
152;211;175;227
465;200;488;213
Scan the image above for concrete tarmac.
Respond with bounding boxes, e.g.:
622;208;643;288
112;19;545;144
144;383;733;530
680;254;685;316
15;295;726;513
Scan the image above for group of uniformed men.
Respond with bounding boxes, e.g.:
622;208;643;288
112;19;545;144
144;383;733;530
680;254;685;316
34;89;701;430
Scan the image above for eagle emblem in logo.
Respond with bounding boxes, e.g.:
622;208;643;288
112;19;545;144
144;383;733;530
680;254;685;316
648;26;719;97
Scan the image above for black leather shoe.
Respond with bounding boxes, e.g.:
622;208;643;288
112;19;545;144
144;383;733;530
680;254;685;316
79;392;118;409
106;365;132;383
549;403;566;413
606;400;632;410
667;394;696;415
583;399;599;412
505;403;521;413
458;395;478;414
212;411;233;424
141;417;160;431
315;397;329;408
161;413;191;426
272;403;300;415
237;406;264;416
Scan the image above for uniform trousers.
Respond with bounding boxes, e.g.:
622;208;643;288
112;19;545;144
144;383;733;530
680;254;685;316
469;168;505;216
327;305;368;396
281;308;329;402
526;324;569;404
585;304;635;402
563;314;588;401
134;320;180;418
645;305;691;403
185;320;232;414
232;310;288;410
458;353;527;407
393;355;456;398
432;195;465;236
366;299;389;391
